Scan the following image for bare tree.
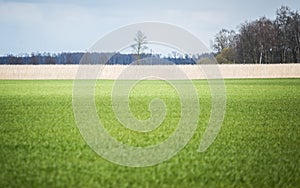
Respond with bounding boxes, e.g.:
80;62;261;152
236;17;277;64
212;29;238;64
275;6;300;63
212;29;237;53
131;30;148;62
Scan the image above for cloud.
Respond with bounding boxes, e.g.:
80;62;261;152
0;2;43;23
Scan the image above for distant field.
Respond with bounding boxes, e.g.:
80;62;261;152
1;64;300;79
0;79;299;187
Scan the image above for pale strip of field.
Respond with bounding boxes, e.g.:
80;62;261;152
0;64;299;80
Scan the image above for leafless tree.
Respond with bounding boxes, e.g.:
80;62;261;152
131;30;148;62
212;29;237;53
275;6;300;63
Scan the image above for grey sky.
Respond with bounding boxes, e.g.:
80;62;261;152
0;0;299;55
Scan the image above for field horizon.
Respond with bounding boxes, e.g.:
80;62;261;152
1;64;300;80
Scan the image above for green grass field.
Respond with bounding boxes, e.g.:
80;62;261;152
0;79;299;187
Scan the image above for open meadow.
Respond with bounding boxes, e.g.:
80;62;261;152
0;79;299;187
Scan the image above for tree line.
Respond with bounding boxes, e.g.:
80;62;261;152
0;52;197;65
212;6;300;64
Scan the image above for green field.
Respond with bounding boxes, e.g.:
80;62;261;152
0;79;299;187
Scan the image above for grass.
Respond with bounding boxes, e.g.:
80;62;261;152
0;79;299;187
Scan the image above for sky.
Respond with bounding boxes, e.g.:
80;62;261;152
0;0;299;56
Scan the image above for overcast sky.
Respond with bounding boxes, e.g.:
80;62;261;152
0;0;299;55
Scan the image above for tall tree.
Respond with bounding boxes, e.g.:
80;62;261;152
212;29;237;53
131;30;148;62
236;17;276;64
212;29;238;64
275;6;300;63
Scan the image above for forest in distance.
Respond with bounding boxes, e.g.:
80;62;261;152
212;5;300;64
1;5;299;65
0;52;199;65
